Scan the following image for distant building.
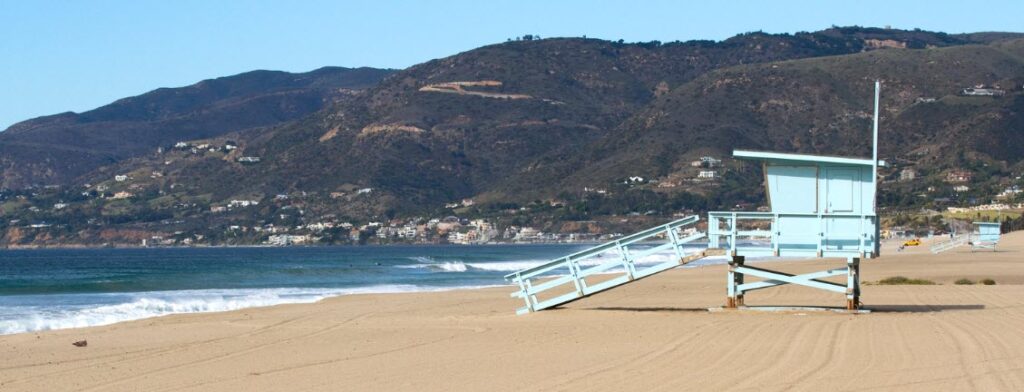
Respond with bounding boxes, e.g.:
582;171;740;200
111;191;133;200
228;199;259;208
899;168;916;181
690;156;721;168
960;88;1005;97
697;170;717;179
996;186;1022;199
515;227;541;242
953;185;970;193
266;234;312;246
237;156;261;163
114;175;128;182
946;170;973;183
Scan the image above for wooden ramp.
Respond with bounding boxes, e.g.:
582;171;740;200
505;216;711;315
931;235;968;254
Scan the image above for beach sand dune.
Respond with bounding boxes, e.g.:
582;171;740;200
2;233;1024;391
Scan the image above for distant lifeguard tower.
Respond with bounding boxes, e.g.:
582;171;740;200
505;82;885;314
931;221;1002;253
971;222;1001;250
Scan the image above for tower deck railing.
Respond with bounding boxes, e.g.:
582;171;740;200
708;211;878;259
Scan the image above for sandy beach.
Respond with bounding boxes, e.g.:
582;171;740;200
2;233;1023;391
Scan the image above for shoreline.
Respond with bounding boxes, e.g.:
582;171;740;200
0;238;947;337
0;284;510;337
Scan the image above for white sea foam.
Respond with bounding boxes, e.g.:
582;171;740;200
0;285;492;336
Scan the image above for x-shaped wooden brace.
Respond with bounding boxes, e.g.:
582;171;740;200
733;264;849;294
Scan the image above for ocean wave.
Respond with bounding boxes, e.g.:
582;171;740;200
0;285;489;335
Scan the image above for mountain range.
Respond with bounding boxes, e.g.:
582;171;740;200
2;26;1024;246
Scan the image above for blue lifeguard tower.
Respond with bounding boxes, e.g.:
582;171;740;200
972;222;1001;250
505;82;884;314
707;149;881;310
931;221;1002;253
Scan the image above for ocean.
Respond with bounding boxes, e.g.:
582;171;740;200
0;244;728;335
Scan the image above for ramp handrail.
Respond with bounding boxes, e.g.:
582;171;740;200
931;235;968;253
505;216;705;315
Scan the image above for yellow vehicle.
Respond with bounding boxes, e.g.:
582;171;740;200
903;238;921;247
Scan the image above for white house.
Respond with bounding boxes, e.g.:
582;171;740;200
697;170;717;179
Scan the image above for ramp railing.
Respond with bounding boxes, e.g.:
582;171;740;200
505;216;705;315
931;235;968;253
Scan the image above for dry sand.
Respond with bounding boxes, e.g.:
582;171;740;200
2;233;1024;391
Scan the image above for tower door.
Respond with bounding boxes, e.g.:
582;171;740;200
825;168;857;213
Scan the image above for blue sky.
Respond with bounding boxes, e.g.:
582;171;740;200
2;0;1022;130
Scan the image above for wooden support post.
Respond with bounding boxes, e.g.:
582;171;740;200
726;256;746;308
846;257;860;310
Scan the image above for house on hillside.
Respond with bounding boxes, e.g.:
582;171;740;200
697;170;717;179
228;199;259;208
691;156;721;168
945;170;973;183
962;88;1003;97
899;168;916;181
237;156;261;164
997;186;1022;199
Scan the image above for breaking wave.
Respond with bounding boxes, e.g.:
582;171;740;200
0;285;486;335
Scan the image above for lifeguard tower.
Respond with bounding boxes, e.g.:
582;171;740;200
971;222;1001;250
505;82;884;314
931;221;1002;253
707;149;881;310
